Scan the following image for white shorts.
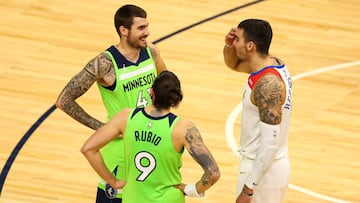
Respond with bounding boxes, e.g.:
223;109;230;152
236;156;290;203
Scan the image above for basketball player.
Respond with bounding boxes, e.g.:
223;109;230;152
55;4;167;203
223;19;292;203
81;71;220;203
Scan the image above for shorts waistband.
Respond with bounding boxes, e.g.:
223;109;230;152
98;178;123;197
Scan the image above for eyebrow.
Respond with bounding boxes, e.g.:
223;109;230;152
137;23;149;29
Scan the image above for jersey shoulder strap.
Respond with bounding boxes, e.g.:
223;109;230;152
248;67;282;89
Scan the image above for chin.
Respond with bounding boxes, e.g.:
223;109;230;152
140;41;148;48
139;44;147;49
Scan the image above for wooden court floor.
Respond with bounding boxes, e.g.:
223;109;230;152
0;0;359;202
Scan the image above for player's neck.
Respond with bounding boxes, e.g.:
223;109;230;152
146;106;170;117
249;55;275;73
115;43;140;62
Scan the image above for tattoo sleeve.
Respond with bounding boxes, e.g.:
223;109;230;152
185;122;219;188
95;53;114;80
253;74;283;124
56;53;113;130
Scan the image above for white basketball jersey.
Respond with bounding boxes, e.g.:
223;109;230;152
239;61;292;160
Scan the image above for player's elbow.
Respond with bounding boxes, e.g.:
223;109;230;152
215;168;221;182
55;96;65;110
80;145;88;155
209;167;221;185
80;144;92;157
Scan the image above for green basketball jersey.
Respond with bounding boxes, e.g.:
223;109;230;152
122;108;184;203
96;46;157;198
98;46;157;120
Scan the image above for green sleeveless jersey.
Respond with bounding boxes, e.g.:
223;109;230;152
98;46;157;119
122;108;184;203
96;46;157;197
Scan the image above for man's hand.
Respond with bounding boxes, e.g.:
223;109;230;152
225;27;237;47
174;183;186;193
113;179;126;189
235;185;253;203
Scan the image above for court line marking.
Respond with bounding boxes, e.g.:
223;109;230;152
225;61;360;203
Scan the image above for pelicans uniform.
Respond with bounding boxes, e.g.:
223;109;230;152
96;45;157;201
122;108;184;203
237;58;292;202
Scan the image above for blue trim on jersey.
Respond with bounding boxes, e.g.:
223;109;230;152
103;46;151;91
250;64;285;77
131;108;143;119
131;108;178;127
167;113;177;126
107;46;150;68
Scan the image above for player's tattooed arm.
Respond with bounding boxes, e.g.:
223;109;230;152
95;53;116;87
55;53;114;130
185;122;220;193
253;74;284;125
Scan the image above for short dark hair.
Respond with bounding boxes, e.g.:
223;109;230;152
152;71;183;109
114;4;147;35
238;19;273;55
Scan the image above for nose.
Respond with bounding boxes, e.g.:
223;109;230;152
144;27;150;36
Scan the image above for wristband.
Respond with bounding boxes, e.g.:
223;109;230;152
242;188;253;197
184;183;204;198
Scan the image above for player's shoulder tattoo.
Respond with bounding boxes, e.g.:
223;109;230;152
184;121;203;144
84;52;114;78
253;74;283;124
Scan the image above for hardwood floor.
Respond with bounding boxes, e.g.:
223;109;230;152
0;0;359;202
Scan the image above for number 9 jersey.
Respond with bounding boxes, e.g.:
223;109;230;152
123;108;185;203
96;45;158;198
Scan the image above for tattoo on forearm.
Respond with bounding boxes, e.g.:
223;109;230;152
185;124;219;186
63;101;103;130
57;54;114;130
253;75;283;124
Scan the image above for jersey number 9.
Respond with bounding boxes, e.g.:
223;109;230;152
135;151;156;181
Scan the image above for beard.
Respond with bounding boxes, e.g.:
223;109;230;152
127;33;148;49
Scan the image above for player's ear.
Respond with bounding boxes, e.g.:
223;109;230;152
150;88;155;100
119;25;129;37
246;41;255;51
